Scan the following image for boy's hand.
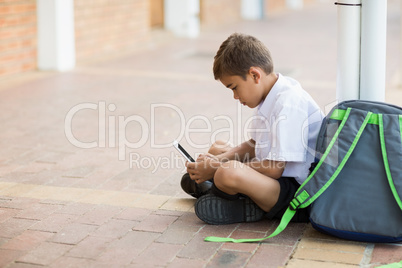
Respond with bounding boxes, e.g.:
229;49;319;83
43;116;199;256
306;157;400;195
186;154;220;184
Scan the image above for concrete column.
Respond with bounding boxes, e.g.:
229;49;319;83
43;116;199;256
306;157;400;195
36;0;76;71
335;0;361;101
241;0;263;20
164;0;200;38
360;0;387;102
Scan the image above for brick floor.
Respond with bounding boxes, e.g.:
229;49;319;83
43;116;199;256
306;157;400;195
1;1;402;267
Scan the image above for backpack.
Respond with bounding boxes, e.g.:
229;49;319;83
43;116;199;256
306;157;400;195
205;100;402;243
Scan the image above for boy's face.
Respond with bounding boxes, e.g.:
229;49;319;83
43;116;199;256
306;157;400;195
220;70;266;109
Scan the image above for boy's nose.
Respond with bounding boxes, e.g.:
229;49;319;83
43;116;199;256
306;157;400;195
233;92;239;100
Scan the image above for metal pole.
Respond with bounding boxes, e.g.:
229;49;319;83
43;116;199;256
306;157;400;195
360;0;387;101
335;0;362;101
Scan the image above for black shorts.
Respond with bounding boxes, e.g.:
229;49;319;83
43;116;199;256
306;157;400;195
265;177;310;223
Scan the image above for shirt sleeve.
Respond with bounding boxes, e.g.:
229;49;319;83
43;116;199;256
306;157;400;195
255;100;309;162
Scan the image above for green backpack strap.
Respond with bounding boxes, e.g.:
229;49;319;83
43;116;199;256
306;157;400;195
378;114;402;211
205;108;372;243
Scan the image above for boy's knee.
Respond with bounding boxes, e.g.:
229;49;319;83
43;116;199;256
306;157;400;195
214;161;238;188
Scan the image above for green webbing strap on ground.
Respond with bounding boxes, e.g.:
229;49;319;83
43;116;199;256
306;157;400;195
205;108;371;243
379;114;402;211
204;208;296;243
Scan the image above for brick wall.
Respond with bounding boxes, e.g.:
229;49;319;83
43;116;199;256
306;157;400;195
0;0;37;77
200;0;241;28
74;0;151;64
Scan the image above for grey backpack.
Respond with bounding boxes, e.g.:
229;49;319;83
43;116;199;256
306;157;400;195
205;100;402;243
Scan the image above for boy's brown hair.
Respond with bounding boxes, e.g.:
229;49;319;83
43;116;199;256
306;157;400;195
213;33;274;80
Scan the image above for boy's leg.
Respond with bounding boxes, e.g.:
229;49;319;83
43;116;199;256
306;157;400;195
180;140;232;198
194;161;279;225
195;160;310;224
213;161;280;212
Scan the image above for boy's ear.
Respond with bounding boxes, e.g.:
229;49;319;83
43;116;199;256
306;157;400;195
248;67;262;83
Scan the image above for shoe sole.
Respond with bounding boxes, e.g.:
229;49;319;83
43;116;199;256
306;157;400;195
195;194;265;225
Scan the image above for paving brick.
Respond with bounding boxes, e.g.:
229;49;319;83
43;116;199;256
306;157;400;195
91;218;137;238
15;161;55;173
302;224;340;241
65;236;114;259
153;209;185;217
286;259;358;268
75;205;122;225
177;226;234;260
48;256;98;268
62;165;95;178
113;207;152;221
133;214;178;233
371;244;402;265
132;242;183;266
237;219;276;233
16;242;73;266
0;217;38;238
101;191;142;207
174;211;205;228
156;224;201;245
97;231;160;265
57;202;94;215
246;244;294;268
50;223;98;245
0;207;20;223
0;197;39;210
0;249;24;267
1;230;54;251
7;262;46;268
29;213;79;233
131;194;171;210
167;257;208;268
292;247;364;265
207;250;252;267
76;189;119;205
160;197;196;211
0;183;39;198
15;203;62;220
23;184;88;201
261;222;307;246
298;238;366;254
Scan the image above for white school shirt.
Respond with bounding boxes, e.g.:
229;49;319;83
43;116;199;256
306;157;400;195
249;74;324;184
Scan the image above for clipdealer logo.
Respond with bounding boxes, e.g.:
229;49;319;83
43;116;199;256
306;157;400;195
63;101;327;171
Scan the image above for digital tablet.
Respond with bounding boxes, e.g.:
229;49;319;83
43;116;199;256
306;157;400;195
173;140;195;162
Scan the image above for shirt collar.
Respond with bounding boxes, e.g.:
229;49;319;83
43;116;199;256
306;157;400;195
257;73;283;116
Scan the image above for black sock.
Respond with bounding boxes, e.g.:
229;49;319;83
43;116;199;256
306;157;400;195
210;184;241;200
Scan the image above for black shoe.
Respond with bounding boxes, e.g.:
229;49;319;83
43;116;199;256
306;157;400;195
195;194;265;225
180;173;213;198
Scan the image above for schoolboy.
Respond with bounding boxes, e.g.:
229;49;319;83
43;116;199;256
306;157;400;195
181;33;324;225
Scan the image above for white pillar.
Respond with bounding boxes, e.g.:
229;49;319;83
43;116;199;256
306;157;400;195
335;0;361;101
241;0;263;20
36;0;76;71
359;0;387;102
164;0;200;38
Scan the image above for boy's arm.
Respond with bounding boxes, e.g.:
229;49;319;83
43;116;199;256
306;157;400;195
186;139;256;183
244;160;285;179
215;139;256;162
